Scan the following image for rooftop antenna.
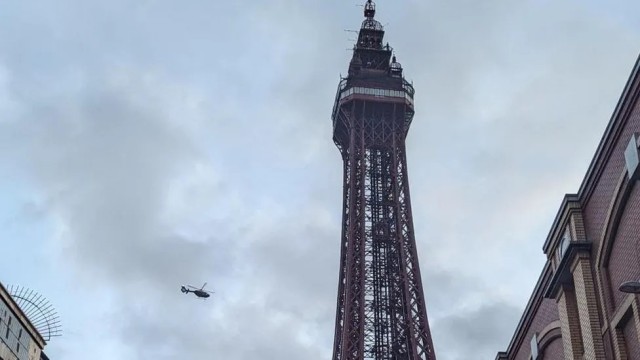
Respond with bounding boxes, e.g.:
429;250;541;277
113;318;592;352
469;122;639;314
7;285;62;341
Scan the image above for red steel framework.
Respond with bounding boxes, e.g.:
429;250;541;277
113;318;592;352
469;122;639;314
330;2;436;359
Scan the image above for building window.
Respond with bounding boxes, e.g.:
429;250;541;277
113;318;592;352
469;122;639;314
625;133;639;179
530;333;539;360
15;342;20;353
561;230;570;254
18;328;22;339
5;317;11;339
557;228;571;262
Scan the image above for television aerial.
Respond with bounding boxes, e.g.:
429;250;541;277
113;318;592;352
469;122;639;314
7;285;62;341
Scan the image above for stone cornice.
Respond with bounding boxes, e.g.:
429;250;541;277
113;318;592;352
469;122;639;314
544;242;592;299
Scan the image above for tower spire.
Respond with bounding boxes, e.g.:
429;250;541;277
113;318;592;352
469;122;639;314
350;0;386;71
364;0;376;19
329;3;437;360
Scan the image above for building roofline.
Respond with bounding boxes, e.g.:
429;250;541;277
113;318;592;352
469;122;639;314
498;46;640;360
542;194;580;254
578;51;640;203
0;281;46;348
499;49;640;360
500;262;552;357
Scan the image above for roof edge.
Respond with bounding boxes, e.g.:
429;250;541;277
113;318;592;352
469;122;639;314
502;261;553;356
0;282;47;348
578;51;640;202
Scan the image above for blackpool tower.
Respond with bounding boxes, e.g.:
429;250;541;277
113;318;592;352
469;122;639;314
330;1;436;359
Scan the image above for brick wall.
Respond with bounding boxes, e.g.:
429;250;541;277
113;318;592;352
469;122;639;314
514;298;560;360
573;255;606;359
623;318;640;359
582;87;640;358
543;336;565;360
607;185;640;309
498;55;640;360
584;102;640;253
558;288;583;359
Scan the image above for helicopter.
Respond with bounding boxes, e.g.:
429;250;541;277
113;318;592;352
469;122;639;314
180;282;214;299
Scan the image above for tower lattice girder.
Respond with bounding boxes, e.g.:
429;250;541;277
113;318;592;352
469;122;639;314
331;2;436;360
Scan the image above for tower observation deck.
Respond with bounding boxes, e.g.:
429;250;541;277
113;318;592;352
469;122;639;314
330;1;436;360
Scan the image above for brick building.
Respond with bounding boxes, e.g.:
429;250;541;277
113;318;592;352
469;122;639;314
0;283;48;360
496;53;640;359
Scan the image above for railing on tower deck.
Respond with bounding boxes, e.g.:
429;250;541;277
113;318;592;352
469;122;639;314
332;77;415;123
331;78;349;124
362;19;384;31
338;85;414;104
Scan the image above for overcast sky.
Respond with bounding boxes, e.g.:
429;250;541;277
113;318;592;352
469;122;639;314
1;1;640;359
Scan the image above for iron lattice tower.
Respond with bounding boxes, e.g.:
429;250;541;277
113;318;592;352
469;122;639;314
331;2;436;359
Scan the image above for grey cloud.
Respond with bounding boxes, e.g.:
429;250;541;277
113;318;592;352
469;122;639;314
1;61;343;358
2;70;227;287
421;269;489;316
2;0;640;359
118;299;330;360
432;301;523;360
250;221;339;315
403;0;640;287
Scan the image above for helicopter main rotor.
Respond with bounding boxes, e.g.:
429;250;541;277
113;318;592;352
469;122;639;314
181;282;214;297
